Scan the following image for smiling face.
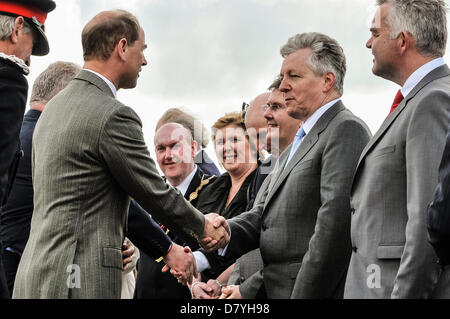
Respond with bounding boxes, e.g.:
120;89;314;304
279;48;327;121
214;124;256;175
264;89;302;155
154;123;196;186
366;3;400;81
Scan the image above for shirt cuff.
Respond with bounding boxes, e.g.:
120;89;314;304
194;251;211;272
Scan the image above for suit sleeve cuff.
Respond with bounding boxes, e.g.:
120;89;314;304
194;251;211;272
155;242;173;263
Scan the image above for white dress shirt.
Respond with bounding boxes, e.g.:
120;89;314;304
84;69;117;98
285;98;340;168
401;57;444;97
169;165;198;195
302;98;341;135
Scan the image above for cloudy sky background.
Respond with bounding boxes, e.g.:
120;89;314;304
27;0;450;166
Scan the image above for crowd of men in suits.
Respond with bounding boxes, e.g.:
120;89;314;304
1;0;450;299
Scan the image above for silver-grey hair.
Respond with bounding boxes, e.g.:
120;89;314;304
377;0;447;57
280;32;346;96
0;15;32;40
30;61;81;105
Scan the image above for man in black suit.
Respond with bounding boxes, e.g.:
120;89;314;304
0;0;56;298
134;122;216;298
428;125;450;265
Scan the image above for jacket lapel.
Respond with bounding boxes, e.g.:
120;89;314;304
354;64;450;177
264;101;346;207
184;168;203;201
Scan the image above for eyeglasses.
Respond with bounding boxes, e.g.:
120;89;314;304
263;103;285;113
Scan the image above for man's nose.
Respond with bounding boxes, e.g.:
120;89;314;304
279;78;289;93
164;148;173;160
264;107;273;120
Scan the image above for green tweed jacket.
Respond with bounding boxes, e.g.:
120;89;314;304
13;70;205;299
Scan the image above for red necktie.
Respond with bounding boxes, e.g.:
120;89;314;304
388;89;404;116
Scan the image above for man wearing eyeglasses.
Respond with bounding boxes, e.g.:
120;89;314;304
224;83;303;299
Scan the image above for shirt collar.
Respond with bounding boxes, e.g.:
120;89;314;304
401;57;445;98
83;69;117;98
169;165;198;196
302;98;340;135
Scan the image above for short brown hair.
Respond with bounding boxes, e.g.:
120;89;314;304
211;111;246;145
82;10;141;61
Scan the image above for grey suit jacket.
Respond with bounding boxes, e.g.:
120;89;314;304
12;70;205;299
226;101;371;298
345;65;450;299
228;175;271;298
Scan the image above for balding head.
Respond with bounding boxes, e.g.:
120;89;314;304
82;10;141;61
245;92;270;155
154;123;197;186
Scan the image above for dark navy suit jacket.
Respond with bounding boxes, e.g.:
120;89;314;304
1;110;40;255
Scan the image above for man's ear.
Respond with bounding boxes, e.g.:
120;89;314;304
192;140;198;158
11;16;25;44
323;72;336;93
398;30;410;55
117;38;128;61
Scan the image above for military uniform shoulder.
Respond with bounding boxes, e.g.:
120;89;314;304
0;54;28;76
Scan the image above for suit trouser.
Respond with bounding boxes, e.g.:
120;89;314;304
1;249;20;297
0;242;10;299
134;251;191;299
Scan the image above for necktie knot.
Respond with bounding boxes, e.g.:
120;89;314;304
389;89;404;116
296;127;306;139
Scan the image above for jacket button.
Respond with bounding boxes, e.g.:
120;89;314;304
350;208;355;215
262;223;267;231
352;246;357;253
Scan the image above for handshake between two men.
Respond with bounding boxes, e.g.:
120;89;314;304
160;213;229;286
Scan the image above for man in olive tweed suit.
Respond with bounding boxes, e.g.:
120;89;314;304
13;10;227;299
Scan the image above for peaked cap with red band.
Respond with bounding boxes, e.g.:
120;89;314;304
0;0;56;56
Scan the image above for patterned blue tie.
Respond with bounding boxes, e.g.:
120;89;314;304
285;127;306;166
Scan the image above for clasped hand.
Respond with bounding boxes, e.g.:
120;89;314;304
162;213;229;285
200;213;230;252
162;243;197;286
